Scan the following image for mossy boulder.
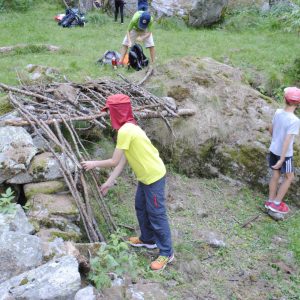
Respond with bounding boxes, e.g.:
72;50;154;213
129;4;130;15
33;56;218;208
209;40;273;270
8;152;76;184
27;193;79;221
24;180;67;200
140;57;300;205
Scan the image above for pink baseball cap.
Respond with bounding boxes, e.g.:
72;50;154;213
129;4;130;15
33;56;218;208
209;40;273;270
284;87;300;104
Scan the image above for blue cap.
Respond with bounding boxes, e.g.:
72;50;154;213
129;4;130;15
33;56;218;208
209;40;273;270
138;11;151;30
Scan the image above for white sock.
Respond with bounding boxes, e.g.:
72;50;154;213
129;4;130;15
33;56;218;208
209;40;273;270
274;200;280;205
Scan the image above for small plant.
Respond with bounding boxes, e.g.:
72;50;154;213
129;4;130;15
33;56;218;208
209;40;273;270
0;187;16;214
88;230;140;290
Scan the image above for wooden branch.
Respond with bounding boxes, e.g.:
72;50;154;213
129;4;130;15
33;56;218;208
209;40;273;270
0;44;60;54
137;66;154;86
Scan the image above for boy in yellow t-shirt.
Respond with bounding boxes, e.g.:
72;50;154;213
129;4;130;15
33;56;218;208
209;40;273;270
81;94;173;271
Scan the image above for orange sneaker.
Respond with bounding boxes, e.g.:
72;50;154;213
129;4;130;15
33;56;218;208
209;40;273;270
129;237;157;249
150;254;174;271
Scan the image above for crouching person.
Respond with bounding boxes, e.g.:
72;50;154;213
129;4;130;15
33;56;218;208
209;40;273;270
81;94;174;271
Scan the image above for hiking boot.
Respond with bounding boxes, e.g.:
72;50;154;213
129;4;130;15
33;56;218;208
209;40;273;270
129;237;157;249
268;202;289;214
150;254;174;271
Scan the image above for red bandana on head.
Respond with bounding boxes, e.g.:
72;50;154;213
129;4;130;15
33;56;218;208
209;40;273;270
101;94;137;130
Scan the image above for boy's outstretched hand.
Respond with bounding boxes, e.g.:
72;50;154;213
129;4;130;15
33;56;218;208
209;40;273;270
81;161;97;171
100;181;113;196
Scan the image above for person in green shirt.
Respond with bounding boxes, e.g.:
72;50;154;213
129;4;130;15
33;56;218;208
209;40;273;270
119;11;155;65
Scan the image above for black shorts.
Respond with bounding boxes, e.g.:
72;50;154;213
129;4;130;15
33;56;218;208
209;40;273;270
268;152;294;174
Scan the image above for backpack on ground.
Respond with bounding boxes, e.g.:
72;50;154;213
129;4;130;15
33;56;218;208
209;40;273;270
96;50;121;65
58;8;85;28
128;44;149;71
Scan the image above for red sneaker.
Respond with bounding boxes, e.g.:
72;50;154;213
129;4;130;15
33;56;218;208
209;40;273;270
264;201;273;209
268;202;289;214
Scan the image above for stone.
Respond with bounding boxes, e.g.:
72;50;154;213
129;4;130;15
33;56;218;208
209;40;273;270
268;210;285;221
75;242;104;257
199;230;226;248
189;0;229;27
74;286;97;300
27;193;79;221
0;126;37;183
0;204;34;234
24;180;67;200
36;228;82;243
9;152;76;184
0;255;81;299
42;237;67;261
125;282;168;300
0;231;43;283
142;57;300;203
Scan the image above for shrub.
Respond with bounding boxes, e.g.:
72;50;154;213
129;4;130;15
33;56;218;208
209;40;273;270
88;230;140;289
87;12;111;26
285;57;300;86
0;187;16;214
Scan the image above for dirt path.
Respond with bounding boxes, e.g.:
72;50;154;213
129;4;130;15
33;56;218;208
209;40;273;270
107;172;300;300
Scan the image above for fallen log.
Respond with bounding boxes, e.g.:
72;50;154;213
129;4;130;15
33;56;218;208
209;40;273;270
3;109;195;126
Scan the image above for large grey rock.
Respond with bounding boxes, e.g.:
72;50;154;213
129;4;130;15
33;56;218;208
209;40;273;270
142;57;300;202
0;231;42;283
0;255;81;300
189;0;229;27
0;126;37;183
8;152;76;184
151;0;194;17
151;0;228;26
24;180;68;200
0;204;34;234
74;286;97;300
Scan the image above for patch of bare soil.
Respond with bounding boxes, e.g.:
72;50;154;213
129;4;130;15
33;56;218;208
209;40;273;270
116;172;300;300
165;173;299;300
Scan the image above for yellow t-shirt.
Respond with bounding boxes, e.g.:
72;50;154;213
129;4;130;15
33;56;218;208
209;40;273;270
116;123;166;185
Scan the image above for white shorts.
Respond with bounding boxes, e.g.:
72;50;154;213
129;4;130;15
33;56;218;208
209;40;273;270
122;30;155;48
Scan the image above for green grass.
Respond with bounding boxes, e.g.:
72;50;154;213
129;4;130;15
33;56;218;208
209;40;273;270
1;1;300;94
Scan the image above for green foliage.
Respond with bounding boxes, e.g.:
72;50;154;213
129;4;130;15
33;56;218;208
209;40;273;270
285;57;300;86
223;4;298;33
87;12;111;26
156;17;188;31
0;187;16;214
0;0;33;12
88;230;140;290
283;9;300;34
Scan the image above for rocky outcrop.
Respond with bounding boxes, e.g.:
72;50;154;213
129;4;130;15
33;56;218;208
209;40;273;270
140;57;300;204
0;204;34;234
189;0;229;27
0;126;37;184
0;231;43;283
8;152;76;184
107;0;228;27
0;255;81;300
151;0;228;27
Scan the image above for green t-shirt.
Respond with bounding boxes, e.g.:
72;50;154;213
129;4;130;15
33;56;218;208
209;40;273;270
128;11;153;32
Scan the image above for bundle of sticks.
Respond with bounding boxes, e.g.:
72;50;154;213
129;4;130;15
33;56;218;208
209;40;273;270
0;77;195;243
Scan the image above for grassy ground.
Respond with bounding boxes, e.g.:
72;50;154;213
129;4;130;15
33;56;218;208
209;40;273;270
0;1;300;94
103;171;300;300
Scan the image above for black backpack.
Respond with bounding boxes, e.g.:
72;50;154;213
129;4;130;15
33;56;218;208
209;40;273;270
59;8;85;28
128;44;149;71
